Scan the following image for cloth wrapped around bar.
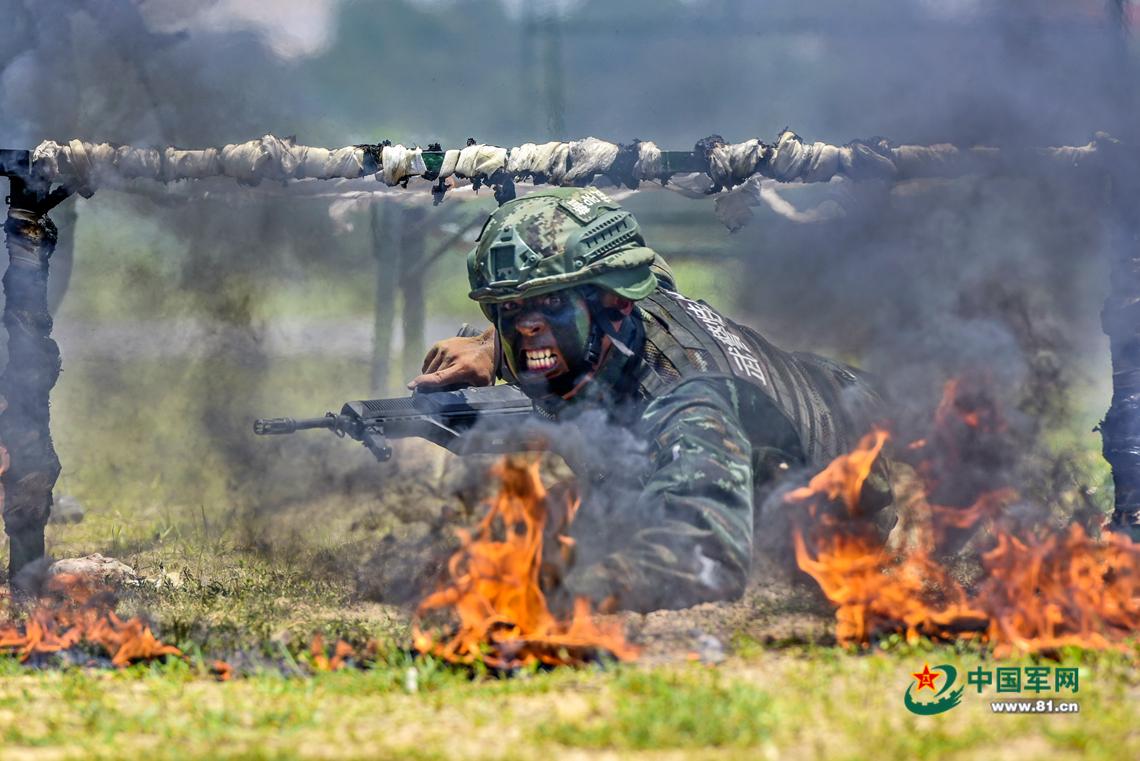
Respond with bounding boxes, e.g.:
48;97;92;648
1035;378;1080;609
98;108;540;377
31;135;369;188
28;132;1113;191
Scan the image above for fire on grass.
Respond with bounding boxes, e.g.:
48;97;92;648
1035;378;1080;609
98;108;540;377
413;455;639;669
0;573;181;667
0;576;367;676
0;424;181;667
787;380;1140;656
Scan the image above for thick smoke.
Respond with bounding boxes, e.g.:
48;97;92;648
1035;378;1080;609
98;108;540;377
0;1;1133;588
0;0;391;551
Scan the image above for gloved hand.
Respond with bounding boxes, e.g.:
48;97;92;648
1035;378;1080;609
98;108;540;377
407;325;497;390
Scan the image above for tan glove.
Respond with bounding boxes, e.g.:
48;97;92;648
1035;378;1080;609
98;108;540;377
407;325;497;390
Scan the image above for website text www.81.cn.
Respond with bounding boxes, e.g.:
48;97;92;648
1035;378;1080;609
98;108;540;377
990;699;1080;714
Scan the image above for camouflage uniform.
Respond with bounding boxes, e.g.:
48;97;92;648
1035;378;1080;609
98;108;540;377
469;188;891;612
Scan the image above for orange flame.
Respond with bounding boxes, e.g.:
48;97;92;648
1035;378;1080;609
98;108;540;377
976;526;1139;656
788;428;890;514
934;378;1003;432
309;634;359;671
212;659;234;681
788;390;1140;654
412;455;638;668
0;574;182;666
0;426;180;668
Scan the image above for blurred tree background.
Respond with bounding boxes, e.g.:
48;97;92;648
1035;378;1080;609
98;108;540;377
0;0;1133;551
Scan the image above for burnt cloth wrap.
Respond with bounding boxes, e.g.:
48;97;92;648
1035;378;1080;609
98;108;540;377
1;207;62;538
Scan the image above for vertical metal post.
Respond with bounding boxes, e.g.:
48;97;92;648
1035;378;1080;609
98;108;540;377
540;11;566;139
370;201;399;394
520;2;539;135
399;207;427;386
2;177;69;578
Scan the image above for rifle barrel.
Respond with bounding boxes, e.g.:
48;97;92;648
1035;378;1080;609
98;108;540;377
253;416;334;435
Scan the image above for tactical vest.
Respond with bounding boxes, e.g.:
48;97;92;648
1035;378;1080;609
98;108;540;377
630;289;884;466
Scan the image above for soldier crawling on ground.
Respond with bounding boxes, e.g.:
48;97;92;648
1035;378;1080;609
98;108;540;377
408;187;892;613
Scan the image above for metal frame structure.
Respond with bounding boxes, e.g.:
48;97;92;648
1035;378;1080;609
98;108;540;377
2;134;1137;577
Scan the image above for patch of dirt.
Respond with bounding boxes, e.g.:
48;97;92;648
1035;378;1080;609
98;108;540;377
621;554;835;663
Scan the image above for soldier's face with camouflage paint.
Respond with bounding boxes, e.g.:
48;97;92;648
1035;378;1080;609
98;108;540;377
497;289;593;398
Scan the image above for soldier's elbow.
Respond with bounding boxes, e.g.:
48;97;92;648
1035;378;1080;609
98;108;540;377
669;545;749;609
715;563;749;603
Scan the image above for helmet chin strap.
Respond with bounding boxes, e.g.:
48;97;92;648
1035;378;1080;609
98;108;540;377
595;314;637;357
558;301;639;402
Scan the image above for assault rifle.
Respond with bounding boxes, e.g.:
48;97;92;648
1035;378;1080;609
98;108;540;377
253;384;536;461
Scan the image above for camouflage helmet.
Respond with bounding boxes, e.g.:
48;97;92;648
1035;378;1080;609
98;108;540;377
467;187;658;314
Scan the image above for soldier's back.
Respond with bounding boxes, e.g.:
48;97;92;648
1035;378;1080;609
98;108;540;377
634;288;887;467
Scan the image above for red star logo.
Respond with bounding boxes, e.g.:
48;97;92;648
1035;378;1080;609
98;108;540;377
912;664;940;692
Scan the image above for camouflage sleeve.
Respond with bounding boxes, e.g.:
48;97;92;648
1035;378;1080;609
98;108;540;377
563;378;754;612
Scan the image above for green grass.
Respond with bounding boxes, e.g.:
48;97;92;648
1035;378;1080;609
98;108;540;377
544;668;773;750
0;649;1135;760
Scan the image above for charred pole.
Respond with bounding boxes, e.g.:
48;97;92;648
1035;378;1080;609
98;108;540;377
0;149;71;577
1100;2;1140;539
1103;162;1140;538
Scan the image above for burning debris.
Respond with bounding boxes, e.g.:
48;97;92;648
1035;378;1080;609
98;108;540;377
0;573;181;667
200;635;374;682
308;634;378;672
0;575;375;678
412;455;638;669
787;380;1140;656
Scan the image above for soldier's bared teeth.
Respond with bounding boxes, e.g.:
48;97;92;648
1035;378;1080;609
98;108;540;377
525;351;556;371
525;349;555;365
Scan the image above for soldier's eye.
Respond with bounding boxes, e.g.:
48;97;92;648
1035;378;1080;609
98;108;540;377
500;301;522;314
